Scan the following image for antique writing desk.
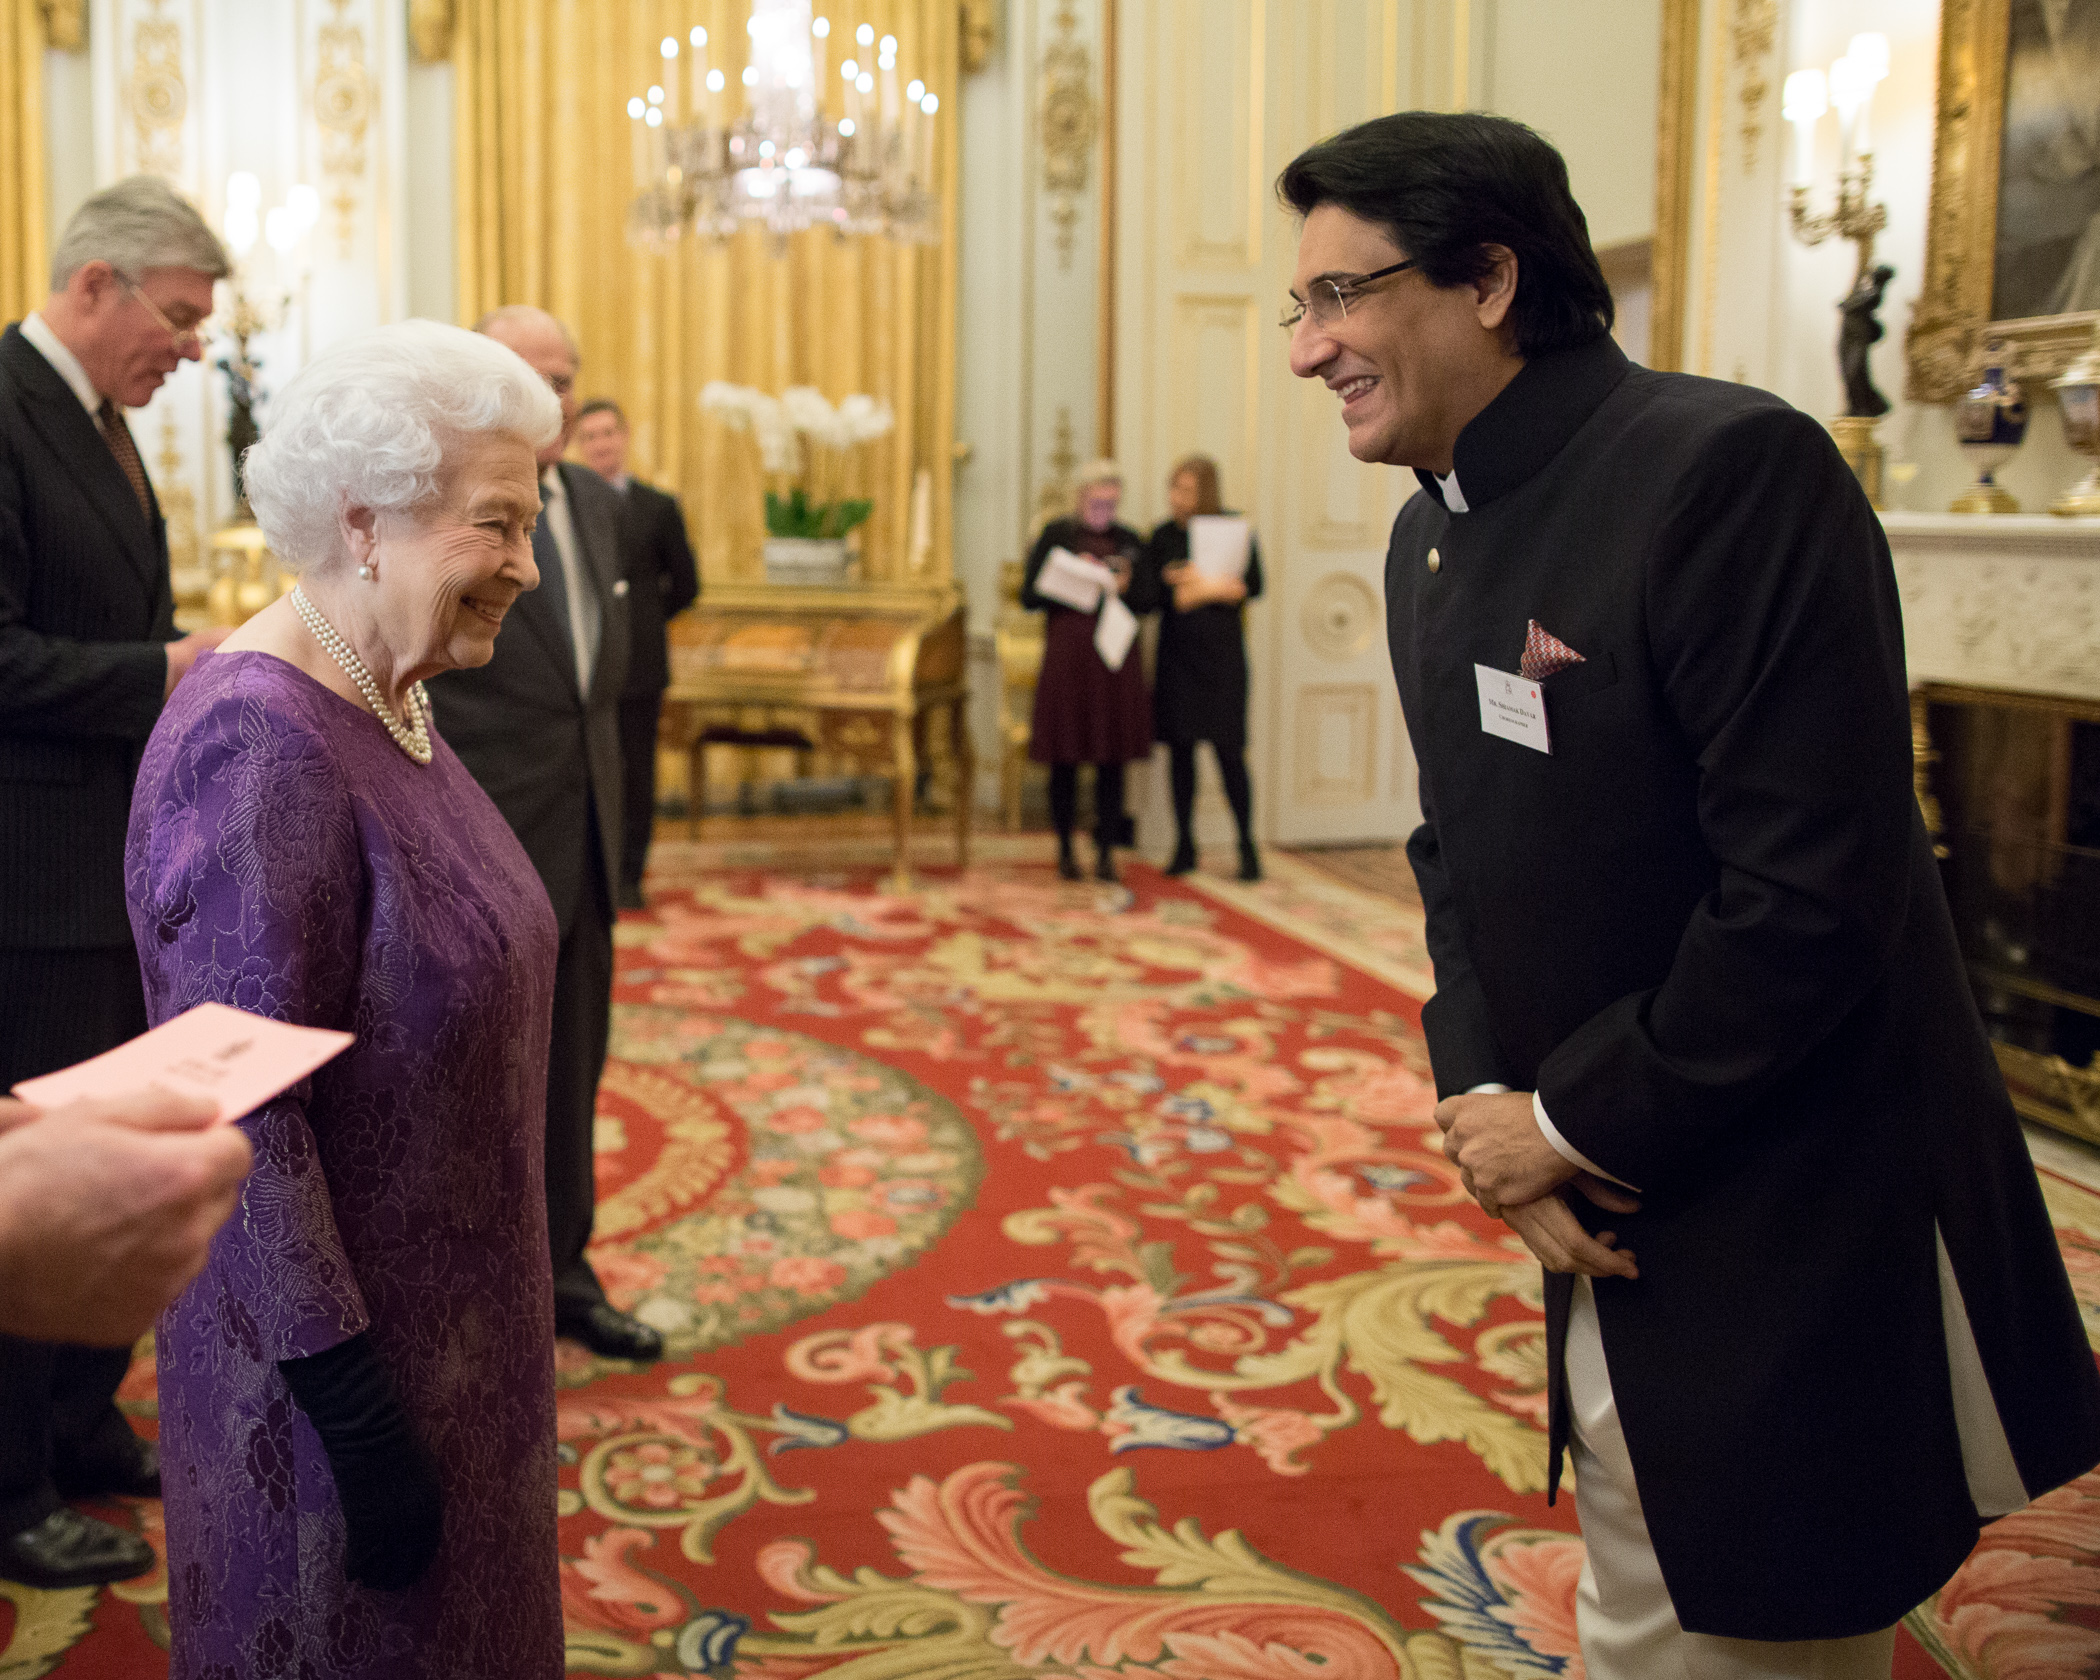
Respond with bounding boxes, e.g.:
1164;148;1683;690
663;583;970;890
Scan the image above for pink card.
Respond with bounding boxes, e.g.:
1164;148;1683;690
11;1002;353;1124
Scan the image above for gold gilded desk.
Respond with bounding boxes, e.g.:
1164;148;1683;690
664;584;970;890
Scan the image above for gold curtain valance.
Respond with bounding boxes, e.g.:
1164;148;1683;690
451;0;958;590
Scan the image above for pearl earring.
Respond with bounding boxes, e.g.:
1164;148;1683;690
358;564;373;580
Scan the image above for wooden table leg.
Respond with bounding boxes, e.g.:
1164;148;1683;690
952;694;973;871
889;711;916;893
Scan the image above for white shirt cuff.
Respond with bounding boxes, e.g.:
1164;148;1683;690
1532;1091;1641;1192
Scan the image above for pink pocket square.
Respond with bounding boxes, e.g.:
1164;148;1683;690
1520;619;1586;683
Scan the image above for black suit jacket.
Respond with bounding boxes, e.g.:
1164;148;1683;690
618;478;698;698
0;323;174;949
1388;335;2100;1639
426;462;629;935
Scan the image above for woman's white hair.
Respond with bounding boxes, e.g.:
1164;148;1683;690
243;320;561;572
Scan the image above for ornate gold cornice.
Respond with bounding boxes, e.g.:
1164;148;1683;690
38;0;85;51
408;0;453;64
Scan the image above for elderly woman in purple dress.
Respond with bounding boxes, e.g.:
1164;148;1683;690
124;320;563;1678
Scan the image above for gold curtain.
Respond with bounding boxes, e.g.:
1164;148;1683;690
0;0;50;323
452;0;958;589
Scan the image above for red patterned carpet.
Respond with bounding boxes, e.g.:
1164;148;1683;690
13;854;2100;1678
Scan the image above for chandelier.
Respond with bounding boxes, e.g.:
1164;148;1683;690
627;0;940;246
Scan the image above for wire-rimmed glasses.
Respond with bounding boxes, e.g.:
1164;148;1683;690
119;275;214;352
1279;258;1420;331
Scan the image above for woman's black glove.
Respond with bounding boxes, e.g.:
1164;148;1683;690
279;1332;444;1591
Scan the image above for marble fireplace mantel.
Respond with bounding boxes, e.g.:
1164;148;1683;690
1888;513;2100;704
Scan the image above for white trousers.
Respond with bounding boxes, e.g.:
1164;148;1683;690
1565;1277;1900;1680
1564;1229;2027;1679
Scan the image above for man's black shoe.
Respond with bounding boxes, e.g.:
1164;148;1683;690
1164;841;1197;876
54;1430;159;1500
557;1303;665;1363
616;883;647;911
1237;842;1263;883
1094;847;1119;884
1057;842;1082;881
0;1508;154;1588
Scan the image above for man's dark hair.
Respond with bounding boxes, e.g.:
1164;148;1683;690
577;398;626;425
1277;112;1614;357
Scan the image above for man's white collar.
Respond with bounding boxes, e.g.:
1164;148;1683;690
1436;467;1468;514
20;312;103;416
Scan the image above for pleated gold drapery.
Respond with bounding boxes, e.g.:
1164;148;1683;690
0;0;51;323
452;0;958;589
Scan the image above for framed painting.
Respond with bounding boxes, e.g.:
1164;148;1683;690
1907;0;2100;402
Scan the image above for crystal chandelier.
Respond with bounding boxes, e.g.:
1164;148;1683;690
627;0;940;246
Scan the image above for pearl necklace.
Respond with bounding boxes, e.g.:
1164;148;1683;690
289;587;433;765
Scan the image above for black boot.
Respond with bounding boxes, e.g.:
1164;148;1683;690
1237;840;1262;882
1164;838;1197;876
1094;842;1119;883
1057;837;1082;881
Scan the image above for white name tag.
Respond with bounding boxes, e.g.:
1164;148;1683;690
1474;663;1551;754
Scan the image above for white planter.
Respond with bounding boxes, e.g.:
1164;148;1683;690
762;537;853;587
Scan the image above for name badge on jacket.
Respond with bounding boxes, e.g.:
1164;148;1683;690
1475;664;1551;754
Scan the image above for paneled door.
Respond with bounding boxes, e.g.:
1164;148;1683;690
1116;0;1441;850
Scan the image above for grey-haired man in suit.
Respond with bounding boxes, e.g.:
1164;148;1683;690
0;175;231;1589
425;306;660;1365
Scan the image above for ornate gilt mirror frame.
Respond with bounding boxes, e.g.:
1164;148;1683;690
1906;0;2099;402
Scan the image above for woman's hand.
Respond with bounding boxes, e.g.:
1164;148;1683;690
280;1334;446;1591
1171;572;1248;611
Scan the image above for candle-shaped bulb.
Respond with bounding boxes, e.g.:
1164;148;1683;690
1782;67;1826;187
813;17;829;37
856;22;873;45
907;79;925;103
660;35;677;58
628;95;645;118
707;68;725;92
1828;52;1867;168
921;92;937;114
690;25;706;47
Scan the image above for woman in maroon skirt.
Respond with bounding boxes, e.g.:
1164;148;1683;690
1022;461;1159;881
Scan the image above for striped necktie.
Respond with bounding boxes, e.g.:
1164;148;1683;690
97;400;153;522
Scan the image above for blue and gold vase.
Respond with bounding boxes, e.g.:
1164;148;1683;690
1952;349;2027;514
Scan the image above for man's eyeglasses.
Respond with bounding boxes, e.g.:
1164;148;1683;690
1280;258;1419;331
119;276;213;351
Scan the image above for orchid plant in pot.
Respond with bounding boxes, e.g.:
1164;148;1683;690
700;381;897;585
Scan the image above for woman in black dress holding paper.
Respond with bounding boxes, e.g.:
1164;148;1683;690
1142;455;1264;880
1023;461;1157;882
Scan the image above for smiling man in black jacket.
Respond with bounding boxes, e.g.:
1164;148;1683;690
1280;112;2100;1675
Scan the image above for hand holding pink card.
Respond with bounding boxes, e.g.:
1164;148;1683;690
11;1003;353;1124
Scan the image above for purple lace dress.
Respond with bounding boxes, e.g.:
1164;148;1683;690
125;651;563;1679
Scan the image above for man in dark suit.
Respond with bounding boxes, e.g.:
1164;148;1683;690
573;398;699;909
1281;113;2100;1674
0;175;230;1589
426;306;660;1363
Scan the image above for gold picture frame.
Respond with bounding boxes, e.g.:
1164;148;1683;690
1906;0;2100;402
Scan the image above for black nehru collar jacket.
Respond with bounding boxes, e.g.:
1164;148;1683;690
1413;333;1633;516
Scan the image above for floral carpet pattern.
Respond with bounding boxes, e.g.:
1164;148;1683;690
12;856;2100;1678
